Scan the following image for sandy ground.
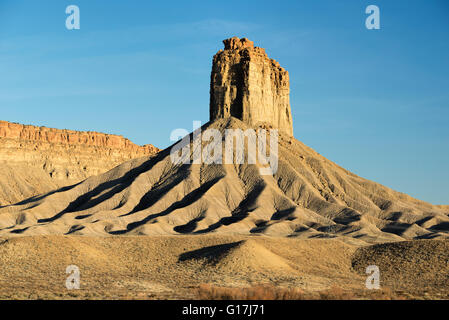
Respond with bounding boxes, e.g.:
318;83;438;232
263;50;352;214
0;234;447;300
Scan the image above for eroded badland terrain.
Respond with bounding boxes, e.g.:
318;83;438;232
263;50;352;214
0;37;447;299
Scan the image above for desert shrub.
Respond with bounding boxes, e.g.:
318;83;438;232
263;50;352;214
197;284;405;300
197;284;305;300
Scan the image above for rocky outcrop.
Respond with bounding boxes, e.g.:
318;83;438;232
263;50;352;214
0;37;447;241
210;37;293;136
0;120;159;205
0;120;157;153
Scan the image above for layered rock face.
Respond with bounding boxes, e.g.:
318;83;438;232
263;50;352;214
210;37;293;136
0;121;157;152
0;120;159;205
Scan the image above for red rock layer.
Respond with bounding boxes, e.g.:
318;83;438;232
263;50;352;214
0;120;158;154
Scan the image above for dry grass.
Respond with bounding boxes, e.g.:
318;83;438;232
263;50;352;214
0;236;446;300
197;284;407;300
197;284;306;300
318;286;406;300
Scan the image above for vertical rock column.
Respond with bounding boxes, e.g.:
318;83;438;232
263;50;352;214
210;37;293;136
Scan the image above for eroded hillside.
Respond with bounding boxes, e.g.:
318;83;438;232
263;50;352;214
0;120;159;206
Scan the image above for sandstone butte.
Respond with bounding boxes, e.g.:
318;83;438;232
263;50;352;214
210;36;293;136
0;120;159;206
0;37;448;301
0;36;447;241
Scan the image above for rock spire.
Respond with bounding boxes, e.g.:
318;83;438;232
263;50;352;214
210;36;293;136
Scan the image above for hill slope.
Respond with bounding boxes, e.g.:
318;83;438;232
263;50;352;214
0;117;447;242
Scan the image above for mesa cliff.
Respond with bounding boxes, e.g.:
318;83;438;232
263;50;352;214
0;120;159;205
210;37;293;136
0;37;447;242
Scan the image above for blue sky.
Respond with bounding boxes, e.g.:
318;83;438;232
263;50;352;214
0;0;448;204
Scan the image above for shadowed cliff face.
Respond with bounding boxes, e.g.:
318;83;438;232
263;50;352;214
210;37;293;136
0;120;159;206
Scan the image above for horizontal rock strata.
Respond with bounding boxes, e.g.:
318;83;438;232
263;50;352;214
210;37;293;136
0;120;159;205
